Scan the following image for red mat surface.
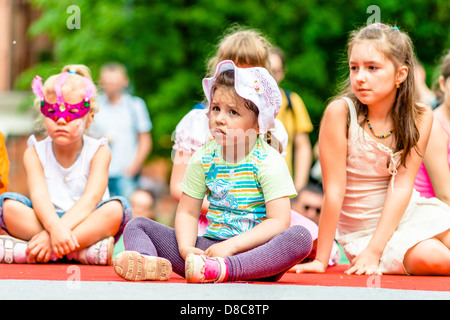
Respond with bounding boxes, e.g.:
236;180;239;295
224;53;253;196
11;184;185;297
0;263;449;292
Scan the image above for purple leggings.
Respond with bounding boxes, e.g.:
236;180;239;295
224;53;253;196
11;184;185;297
123;217;312;282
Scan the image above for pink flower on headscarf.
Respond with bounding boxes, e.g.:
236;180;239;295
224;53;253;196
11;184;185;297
253;80;264;94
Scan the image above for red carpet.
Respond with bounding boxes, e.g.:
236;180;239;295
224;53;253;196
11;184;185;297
0;263;449;292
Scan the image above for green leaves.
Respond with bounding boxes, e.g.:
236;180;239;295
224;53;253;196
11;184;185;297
19;0;450;158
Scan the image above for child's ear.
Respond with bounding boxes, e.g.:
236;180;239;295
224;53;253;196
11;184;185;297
438;75;446;93
396;65;408;86
85;112;95;128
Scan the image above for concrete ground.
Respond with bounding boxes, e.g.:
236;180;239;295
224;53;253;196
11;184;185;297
1;278;449;300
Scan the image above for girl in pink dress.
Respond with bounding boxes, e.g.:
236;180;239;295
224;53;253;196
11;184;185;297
294;24;450;276
414;51;450;205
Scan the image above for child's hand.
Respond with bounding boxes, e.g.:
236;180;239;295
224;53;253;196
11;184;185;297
179;246;204;260
288;259;327;274
204;241;236;258
345;249;382;275
26;230;54;263
49;222;80;258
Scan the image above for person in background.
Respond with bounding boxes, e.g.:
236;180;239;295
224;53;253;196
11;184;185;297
0;131;9;195
90;62;152;199
129;188;156;220
291;183;323;225
414;50;450;205
289;183;342;268
269;46;313;191
414;59;438;109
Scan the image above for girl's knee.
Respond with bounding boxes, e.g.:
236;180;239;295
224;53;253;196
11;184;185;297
404;240;450;275
2;197;28;216
124;216;153;233
278;225;313;258
287;225;313;247
96;202;122;227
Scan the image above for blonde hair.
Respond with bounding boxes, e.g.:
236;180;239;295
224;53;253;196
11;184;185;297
33;64;98;133
337;23;422;167
206;26;273;77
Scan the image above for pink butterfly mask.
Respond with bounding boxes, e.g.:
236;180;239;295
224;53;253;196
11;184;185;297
32;72;96;122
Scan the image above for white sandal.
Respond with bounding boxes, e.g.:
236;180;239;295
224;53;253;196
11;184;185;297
67;237;115;265
0;235;28;264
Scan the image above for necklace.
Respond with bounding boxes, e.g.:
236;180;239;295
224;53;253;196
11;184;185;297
366;117;393;139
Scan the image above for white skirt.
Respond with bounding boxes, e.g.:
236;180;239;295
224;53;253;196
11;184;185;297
337;190;450;274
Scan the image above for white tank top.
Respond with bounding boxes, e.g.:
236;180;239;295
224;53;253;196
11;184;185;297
27;134;110;214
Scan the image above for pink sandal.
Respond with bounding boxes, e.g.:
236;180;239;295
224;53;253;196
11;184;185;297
185;254;228;283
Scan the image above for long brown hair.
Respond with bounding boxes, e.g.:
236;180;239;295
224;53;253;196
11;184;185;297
337;23;423;167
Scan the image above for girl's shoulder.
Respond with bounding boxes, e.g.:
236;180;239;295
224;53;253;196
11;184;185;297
27;134;50;147
326;98;351;114
25;135;52;157
321;98;352;129
83;135;110;161
84;134;109;147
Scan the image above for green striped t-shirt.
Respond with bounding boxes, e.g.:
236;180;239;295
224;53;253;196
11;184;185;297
181;136;297;240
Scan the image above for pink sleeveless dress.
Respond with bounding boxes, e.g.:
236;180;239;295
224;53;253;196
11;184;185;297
337;98;450;274
414;113;450;198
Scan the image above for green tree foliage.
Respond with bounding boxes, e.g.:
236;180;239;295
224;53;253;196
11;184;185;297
17;0;450;158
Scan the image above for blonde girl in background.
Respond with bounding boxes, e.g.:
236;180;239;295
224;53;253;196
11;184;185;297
0;65;132;265
295;24;450;276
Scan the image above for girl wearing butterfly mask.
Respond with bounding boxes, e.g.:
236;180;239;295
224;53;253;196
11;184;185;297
0;65;132;265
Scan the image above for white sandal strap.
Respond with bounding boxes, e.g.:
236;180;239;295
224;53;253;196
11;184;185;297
213;257;227;283
4;238;14;264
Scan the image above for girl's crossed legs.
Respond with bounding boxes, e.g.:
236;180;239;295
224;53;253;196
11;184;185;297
0;192;131;264
120;216;313;282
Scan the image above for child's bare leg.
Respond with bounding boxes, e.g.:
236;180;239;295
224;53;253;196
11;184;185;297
2;199;43;240
436;229;450;249
71;200;124;249
1;197;45;263
403;233;450;276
